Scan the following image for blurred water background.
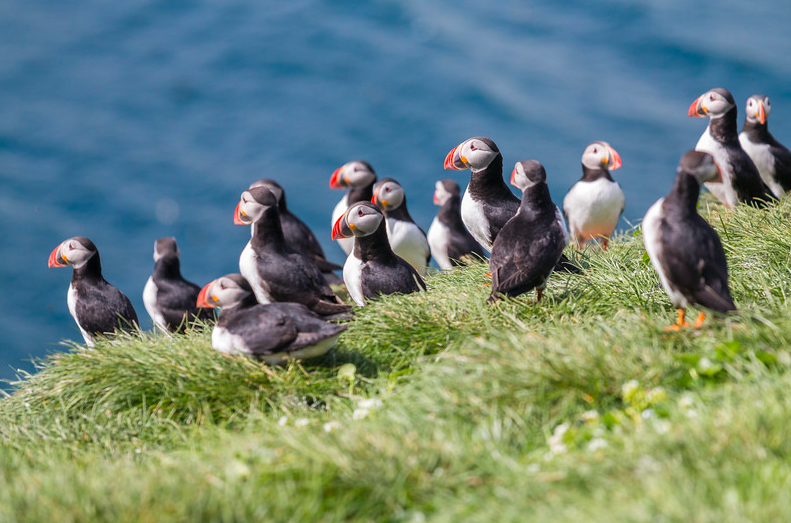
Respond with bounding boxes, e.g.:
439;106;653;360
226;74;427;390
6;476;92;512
1;0;790;382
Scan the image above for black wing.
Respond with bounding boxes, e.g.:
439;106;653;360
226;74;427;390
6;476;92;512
221;305;299;355
767;136;791;192
483;198;520;243
361;258;424;301
75;281;138;335
281;212;343;271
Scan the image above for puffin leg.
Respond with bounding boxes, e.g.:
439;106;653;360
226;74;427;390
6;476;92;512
664;308;689;331
693;312;706;328
601;238;609;251
535;289;544;303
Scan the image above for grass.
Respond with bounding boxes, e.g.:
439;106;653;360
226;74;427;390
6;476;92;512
2;196;791;521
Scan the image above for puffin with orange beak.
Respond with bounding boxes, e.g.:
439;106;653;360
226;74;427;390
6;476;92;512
371;177;430;276
332;202;424;306
235;186;349;316
196;274;347;364
738;94;791;198
329;160;377;256
562;141;625;249
48;236;138;346
642;151;735;331
689;87;772;207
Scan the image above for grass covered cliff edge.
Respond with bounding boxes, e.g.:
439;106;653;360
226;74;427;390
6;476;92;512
2;197;791;522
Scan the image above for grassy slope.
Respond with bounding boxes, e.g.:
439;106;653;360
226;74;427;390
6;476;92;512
2;197;791;522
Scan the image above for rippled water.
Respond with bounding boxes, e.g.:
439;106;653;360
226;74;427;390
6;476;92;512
1;0;790;381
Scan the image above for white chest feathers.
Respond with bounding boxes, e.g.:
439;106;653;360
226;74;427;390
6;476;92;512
142;276;168;333
67;283;95;346
696;126;738;207
212;325;252;357
342;251;366;306
427;216;453;270
239;241;273;304
385;218;429;276
641;198;688;309
563;178;623;245
739;133;781;197
460;188;491;251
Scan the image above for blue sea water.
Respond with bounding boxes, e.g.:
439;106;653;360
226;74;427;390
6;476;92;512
1;0;790;382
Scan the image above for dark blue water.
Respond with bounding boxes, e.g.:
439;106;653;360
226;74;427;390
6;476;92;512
2;0;790;382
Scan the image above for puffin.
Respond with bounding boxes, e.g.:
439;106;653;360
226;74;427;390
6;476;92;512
249;179;342;274
489;161;568;302
197;274;348;364
689;87;773;207
427;179;486;269
562;141;625;249
331;201;425;306
444;136;578;273
738;94;791;198
48;236;138;346
642;150;736;331
329;160;378;256
371;177;430;276
235;186;350;315
142;237;214;333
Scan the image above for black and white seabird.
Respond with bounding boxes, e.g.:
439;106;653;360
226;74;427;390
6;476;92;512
331;202;425;306
489;161;568;302
48;236;138;346
329;160;378;256
371;177;430;276
738;94;791;198
248;179;343;279
142;237;213;333
689;87;773;207
562;141;625;249
642;150;736;330
427;179;486;269
235;186;350;316
197;274;347;364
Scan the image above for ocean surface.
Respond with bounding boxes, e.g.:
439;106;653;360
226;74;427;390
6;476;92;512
1;0;790;383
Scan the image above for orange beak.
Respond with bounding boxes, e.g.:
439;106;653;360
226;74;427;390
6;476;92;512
371;194;378;204
509;166;517;187
196;281;215;308
758;102;766;125
329;166;345;189
433;191;439;205
331;215;348;240
688;95;706;117
608;145;623;170
233;201;250;225
444;145;465;170
48;245;66;268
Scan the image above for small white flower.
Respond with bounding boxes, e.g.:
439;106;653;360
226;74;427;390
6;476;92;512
580;410;599;423
547;422;570;454
621;379;640;397
653;419;671;435
646;387;666;404
277;416;288;426
587;438;607;452
641;408;654;419
353;408;370;420
323;421;341;433
357;398;383;410
294;418;309;428
678;395;694;410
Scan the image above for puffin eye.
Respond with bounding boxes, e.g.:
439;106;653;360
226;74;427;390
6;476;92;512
709;94;715;101
469;143;477;151
357;209;364;217
385;187;391;192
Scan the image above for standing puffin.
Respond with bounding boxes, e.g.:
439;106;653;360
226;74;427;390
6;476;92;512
329;160;377;256
563;141;625;249
427;179;486;269
332;202;425;306
689;87;773;207
197;274;347;364
642;150;736;330
738;94;791;198
48;237;138;346
371;177;430;276
142;237;213;333
489;161;568;302
235;186;349;315
249;179;343;276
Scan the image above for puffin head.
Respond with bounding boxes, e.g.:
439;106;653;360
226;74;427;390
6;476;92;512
745;94;770;125
234;186;278;225
444;137;500;172
688;88;735;119
510;160;546;192
48;237;97;269
329;160;377;190
677;150;723;184
197;274;253;309
372;178;405;211
332;202;384;240
433;179;460;206
153;237;179;262
249;178;285;209
581;141;622;171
